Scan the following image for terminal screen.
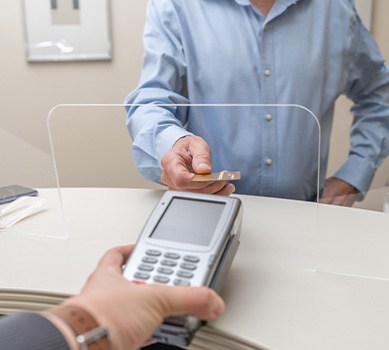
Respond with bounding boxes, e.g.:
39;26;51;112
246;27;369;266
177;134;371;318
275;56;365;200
150;198;225;246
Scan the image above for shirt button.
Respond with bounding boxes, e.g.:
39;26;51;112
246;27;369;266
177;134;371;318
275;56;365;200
265;158;273;166
265;113;273;121
264;69;271;77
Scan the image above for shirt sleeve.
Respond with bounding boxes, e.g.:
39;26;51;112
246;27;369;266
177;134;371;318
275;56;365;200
125;0;192;184
0;312;69;350
336;11;389;194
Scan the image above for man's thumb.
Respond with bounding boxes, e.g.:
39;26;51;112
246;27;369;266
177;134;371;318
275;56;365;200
189;138;212;174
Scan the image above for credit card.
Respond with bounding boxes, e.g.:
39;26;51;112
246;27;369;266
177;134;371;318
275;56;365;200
191;171;241;182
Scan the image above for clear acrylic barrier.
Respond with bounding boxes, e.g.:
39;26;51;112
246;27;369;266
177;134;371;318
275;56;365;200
46;104;389;280
47;104;321;195
0;122;67;239
47;104;162;189
316;107;389;281
316;164;389;280
47;104;321;264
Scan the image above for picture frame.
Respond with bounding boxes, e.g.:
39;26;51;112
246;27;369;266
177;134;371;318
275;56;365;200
22;0;112;62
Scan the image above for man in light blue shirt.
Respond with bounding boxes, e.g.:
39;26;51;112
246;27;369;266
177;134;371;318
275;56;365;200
125;0;389;205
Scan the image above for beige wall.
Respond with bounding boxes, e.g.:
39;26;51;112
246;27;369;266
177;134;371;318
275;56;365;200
0;0;388;208
0;0;156;189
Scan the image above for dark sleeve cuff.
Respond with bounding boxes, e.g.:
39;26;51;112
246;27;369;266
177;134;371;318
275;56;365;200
0;312;69;350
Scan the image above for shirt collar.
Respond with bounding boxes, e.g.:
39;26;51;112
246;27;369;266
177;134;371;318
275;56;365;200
234;0;251;5
234;0;305;22
234;0;304;8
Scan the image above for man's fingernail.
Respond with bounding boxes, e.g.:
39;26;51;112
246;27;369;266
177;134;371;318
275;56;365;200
198;163;211;170
213;299;225;317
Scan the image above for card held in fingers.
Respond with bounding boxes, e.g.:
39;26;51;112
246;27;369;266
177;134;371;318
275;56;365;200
191;170;241;182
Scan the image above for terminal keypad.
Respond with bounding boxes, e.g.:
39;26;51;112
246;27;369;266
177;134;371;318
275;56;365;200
133;249;200;286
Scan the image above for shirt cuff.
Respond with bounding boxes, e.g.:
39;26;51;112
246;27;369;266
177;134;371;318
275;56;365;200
0;312;69;350
156;125;193;166
333;154;376;197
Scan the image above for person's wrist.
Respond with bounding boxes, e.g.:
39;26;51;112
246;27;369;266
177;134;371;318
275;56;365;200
49;300;112;350
347;183;358;194
342;180;361;199
63;296;124;350
43;311;79;350
173;134;192;147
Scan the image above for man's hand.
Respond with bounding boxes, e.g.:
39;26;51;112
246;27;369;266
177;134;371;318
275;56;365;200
62;245;225;350
319;177;359;207
160;135;235;196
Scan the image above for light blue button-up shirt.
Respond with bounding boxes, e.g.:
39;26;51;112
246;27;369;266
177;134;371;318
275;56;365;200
125;0;389;200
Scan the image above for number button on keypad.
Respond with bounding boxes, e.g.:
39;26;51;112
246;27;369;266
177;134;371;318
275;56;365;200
157;267;174;275
177;270;193;279
134;272;150;280
161;259;177;267
142;256;158;264
138;264;154;272
174;278;191;286
146;249;162;257
164;252;180;260
180;262;197;271
183;255;200;263
153;275;170;284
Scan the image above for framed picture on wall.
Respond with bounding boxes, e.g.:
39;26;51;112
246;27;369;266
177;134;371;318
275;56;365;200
22;0;112;62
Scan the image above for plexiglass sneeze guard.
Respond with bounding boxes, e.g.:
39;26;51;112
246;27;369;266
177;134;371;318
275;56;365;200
0;118;67;239
47;103;321;257
47;103;389;280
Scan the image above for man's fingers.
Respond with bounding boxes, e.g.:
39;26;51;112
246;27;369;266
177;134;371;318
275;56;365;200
161;135;233;194
163;170;234;194
161;149;220;191
191;181;234;195
188;138;212;174
161;152;194;187
319;177;358;207
214;183;236;196
173;135;211;174
319;195;355;206
157;286;225;320
96;245;134;271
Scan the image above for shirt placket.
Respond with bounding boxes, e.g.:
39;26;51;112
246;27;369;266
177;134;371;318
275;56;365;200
259;19;277;196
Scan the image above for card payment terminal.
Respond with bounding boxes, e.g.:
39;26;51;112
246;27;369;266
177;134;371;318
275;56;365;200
123;190;242;348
